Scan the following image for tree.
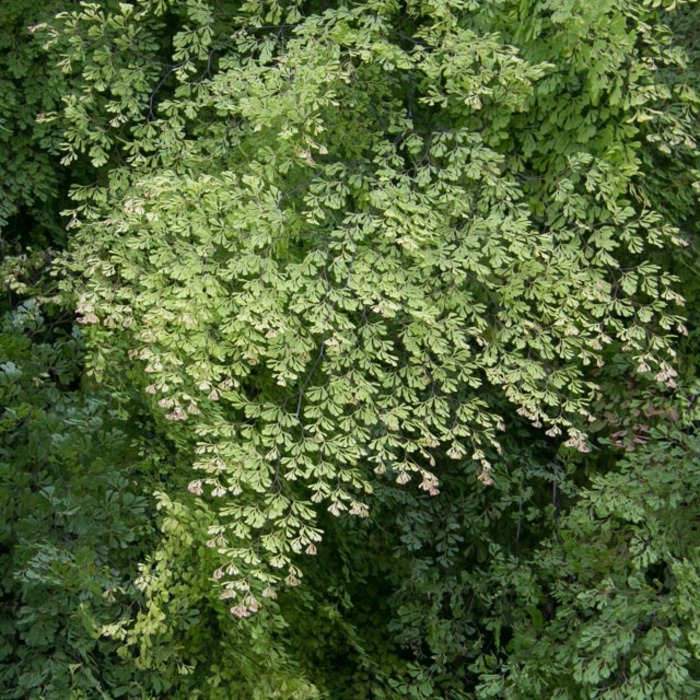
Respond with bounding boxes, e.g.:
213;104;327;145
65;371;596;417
478;389;700;699
1;0;698;697
45;0;692;600
0;302;152;698
0;0;67;243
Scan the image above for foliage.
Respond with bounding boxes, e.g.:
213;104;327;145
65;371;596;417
43;0;693;604
0;302;152;698
0;0;67;243
1;0;699;697
478;389;700;699
118;490;328;699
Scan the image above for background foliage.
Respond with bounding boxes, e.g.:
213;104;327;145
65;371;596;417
1;0;699;697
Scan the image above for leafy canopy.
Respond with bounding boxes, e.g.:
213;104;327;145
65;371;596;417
41;0;695;606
